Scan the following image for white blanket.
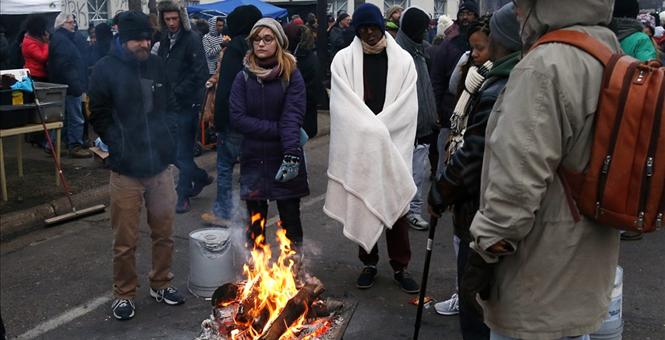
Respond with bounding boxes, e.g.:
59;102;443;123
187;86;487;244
324;34;419;252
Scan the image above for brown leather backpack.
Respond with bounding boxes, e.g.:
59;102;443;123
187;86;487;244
532;30;665;233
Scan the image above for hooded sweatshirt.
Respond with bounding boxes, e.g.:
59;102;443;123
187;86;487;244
203;17;225;74
469;0;623;338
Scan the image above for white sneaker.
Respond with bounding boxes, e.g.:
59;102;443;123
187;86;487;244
434;293;459;315
406;213;429;230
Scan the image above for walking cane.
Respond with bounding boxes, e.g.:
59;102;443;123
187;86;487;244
413;215;438;340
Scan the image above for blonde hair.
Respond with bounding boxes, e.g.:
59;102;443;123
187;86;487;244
246;26;297;82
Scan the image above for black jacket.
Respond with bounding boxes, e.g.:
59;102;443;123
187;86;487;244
157;29;208;112
89;43;177;178
214;35;249;132
294;46;322;138
48;28;86;96
429;30;468;127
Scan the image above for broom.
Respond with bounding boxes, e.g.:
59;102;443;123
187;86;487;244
32;87;105;224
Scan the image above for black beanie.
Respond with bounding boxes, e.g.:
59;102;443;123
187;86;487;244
118;11;153;43
352;4;385;36
459;0;480;17
227;5;262;37
613;0;640;18
400;7;430;43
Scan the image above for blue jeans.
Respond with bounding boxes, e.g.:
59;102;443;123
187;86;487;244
212;131;242;219
490;331;589;340
175;111;208;199
409;143;429;216
64;95;84;148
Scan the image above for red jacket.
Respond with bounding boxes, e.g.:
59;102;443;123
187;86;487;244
22;34;49;78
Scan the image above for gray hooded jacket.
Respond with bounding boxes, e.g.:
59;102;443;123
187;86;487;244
469;0;622;338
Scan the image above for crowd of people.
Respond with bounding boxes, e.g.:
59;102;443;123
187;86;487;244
3;0;662;338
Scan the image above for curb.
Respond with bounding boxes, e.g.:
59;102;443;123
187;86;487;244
0;185;110;241
0;113;331;241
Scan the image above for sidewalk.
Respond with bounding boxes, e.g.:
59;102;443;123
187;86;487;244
0;112;330;240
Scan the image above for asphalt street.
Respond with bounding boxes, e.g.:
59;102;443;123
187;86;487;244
1;133;664;340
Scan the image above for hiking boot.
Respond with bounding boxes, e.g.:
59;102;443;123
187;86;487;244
620;231;643;241
394;270;420;294
150;286;185;306
176;197;191;214
356;265;377;289
406;213;429;231
191;175;214;198
201;212;230;226
434;292;459;315
111;298;135;320
69;145;91;158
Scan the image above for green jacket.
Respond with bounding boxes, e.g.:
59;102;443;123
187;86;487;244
620;31;657;61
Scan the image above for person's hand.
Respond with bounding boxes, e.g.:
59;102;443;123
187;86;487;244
460;249;496;314
487;240;513;254
275;154;300;182
428;182;447;218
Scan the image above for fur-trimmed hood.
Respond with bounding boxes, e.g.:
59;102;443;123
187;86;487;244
158;0;191;32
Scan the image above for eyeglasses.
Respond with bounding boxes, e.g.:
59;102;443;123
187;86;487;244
64;20;75;24
252;35;275;45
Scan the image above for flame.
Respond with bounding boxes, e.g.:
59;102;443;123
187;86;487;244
231;212;307;339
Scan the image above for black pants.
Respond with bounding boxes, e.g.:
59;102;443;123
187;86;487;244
358;217;411;272
246;198;303;247
457;239;490;340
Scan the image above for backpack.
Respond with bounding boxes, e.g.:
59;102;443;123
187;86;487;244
532;30;665;233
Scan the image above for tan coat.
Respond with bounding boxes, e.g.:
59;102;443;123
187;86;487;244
470;0;623;339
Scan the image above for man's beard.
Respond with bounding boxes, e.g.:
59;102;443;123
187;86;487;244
132;48;150;61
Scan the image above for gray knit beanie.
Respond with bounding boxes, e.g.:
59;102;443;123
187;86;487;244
489;2;521;52
250;18;289;49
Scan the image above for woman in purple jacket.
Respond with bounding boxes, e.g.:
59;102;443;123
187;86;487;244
230;18;309;251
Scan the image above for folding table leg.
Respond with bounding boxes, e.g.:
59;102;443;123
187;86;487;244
56;128;61;186
0;137;7;201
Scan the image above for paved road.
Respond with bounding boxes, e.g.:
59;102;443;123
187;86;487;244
1;134;664;340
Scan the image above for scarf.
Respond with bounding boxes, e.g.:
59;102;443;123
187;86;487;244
395;30;438;138
610;18;644;41
361;36;387;54
446;60;493;164
244;55;283;81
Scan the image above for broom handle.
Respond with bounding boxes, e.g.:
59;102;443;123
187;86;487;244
35;97;76;211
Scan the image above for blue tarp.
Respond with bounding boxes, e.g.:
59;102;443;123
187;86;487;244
188;0;288;19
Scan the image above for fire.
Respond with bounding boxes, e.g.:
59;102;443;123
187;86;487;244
231;213;306;339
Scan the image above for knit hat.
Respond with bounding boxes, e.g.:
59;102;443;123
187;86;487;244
385;5;403;20
250;18;289;49
656;26;665;38
118;11;153;43
489;3;521;52
613;0;639;18
227;5;262;37
54;12;72;29
458;0;479;17
352;4;385;36
292;17;304;25
400;7;430;43
437;15;454;37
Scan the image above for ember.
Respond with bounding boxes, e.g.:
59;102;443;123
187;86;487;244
195;213;353;340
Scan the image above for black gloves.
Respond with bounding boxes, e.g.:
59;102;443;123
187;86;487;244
460;248;496;314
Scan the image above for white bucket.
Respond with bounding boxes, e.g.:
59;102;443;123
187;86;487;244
591;266;623;340
188;228;239;298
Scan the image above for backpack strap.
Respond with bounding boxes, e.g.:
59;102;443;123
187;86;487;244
530;30;614;66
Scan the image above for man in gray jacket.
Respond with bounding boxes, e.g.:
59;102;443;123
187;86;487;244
468;0;621;339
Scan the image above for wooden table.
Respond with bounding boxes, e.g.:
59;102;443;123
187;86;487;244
0;122;63;201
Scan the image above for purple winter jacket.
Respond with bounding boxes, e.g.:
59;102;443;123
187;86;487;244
230;68;309;201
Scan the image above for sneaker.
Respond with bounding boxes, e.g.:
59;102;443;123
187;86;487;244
111;298;135;320
394;270;420;294
434;293;459;315
406;213;430;231
150;286;185;305
68;145;91;158
190;175;214;198
356;265;377;289
176;197;191;214
201;212;230;226
620;231;643;241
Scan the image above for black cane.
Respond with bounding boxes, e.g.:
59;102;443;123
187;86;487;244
413;215;438;340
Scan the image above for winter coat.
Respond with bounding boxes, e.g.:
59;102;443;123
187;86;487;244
229;69;309;201
438;51;519;243
429;25;468;127
89;43;177;178
214;35;249;132
21;34;49;79
329;26;353;58
294;46;322;138
157;30;208;113
48;28;85;96
469;1;622;338
610;17;658;61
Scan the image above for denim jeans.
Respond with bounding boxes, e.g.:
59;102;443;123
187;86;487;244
490;331;590;340
175;111;208;199
409;143;430;216
213;131;242;219
64;95;84;148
